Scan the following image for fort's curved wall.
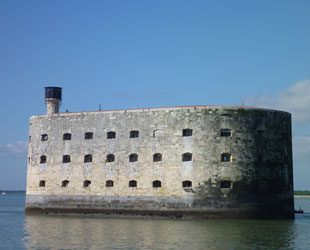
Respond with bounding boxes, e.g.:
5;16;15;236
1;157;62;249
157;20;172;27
25;106;294;218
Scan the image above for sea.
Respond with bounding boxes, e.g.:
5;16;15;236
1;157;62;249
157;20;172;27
0;194;310;250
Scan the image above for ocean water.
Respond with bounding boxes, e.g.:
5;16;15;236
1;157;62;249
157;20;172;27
0;195;310;250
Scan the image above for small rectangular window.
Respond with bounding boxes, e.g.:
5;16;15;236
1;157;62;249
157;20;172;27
182;129;193;137
106;180;114;187
221;153;231;162
130;130;139;138
85;132;93;140
129;180;137;187
62;180;69;187
63;133;71;140
221;129;232;137
84;154;92;163
40;155;47;164
62;155;70;163
41;134;48;141
182;180;192;188
182;153;192;162
221;181;231;188
107;131;116;139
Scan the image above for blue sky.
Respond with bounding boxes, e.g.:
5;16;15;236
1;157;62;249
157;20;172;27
0;0;309;190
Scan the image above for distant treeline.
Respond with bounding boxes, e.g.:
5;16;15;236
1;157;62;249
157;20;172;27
294;190;310;196
0;190;26;194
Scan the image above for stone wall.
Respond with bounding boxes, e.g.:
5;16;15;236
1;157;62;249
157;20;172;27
25;106;294;218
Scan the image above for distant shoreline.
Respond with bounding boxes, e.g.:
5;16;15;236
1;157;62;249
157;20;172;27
1;191;310;197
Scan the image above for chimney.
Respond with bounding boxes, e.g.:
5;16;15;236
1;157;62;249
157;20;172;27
45;87;62;115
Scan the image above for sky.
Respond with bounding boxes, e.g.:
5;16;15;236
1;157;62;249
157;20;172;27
0;0;309;190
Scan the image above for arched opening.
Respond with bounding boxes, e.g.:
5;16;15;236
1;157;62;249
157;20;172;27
153;180;161;188
39;180;45;187
83;180;91;188
182;153;192;162
129;180;137;187
62;180;69;187
129;154;138;162
106;154;115;163
106;180;114;187
41;134;48;141
40;155;47;164
62;155;70;163
84;154;92;163
153;153;162;162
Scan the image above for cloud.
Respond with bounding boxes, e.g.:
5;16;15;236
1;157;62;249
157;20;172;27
0;141;28;158
245;80;310;124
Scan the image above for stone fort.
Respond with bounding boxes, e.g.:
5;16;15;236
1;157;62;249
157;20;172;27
25;87;294;218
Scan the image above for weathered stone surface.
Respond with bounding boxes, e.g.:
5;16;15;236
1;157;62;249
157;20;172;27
26;106;294;219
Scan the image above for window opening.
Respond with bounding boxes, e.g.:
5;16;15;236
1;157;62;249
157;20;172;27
129;153;138;162
83;180;91;188
129;180;137;187
106;154;115;163
40;155;47;164
106;180;114;187
221;153;231;162
153;129;163;138
39;180;45;187
29;136;31;143
182;153;192;162
62;180;69;187
153;180;161;188
182;129;193;137
41;134;48;141
182;180;192;188
63;133;71;140
130;130;139;138
153;153;162;162
107;131;116;139
221;181;231;188
221;129;232;137
85;132;93;140
62;155;70;163
84;154;92;163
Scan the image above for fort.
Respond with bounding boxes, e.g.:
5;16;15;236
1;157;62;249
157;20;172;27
25;87;294;218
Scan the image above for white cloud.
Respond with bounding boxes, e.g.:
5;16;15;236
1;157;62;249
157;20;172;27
245;80;310;124
0;141;28;158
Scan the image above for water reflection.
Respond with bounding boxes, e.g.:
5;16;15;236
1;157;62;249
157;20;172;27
23;214;298;250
